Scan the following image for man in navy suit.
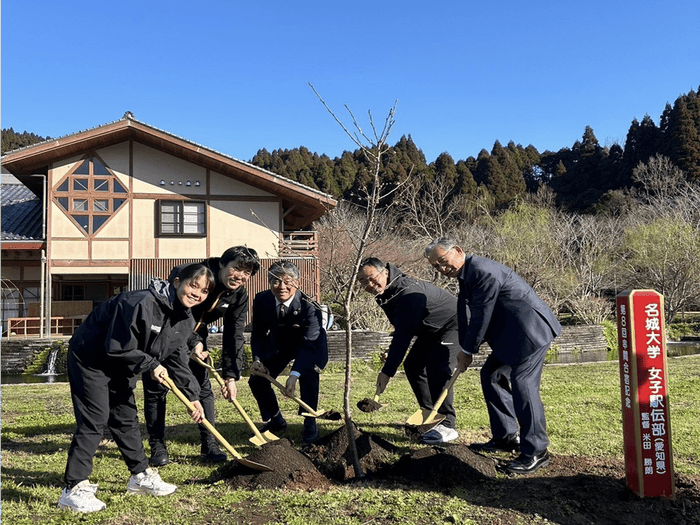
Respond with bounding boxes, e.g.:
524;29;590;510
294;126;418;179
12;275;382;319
425;238;561;474
248;260;328;444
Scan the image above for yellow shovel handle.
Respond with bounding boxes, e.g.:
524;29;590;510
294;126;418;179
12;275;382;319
193;356;270;442
159;374;243;460
251;369;321;416
425;368;462;422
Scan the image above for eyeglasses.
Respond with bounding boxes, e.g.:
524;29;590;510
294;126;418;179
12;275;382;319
358;270;384;287
271;278;297;288
431;247;454;269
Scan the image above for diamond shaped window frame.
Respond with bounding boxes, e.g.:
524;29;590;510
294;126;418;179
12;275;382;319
53;153;129;237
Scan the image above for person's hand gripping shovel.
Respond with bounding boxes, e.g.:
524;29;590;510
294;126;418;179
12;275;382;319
158;371;273;471
250;368;342;420
193;356;279;447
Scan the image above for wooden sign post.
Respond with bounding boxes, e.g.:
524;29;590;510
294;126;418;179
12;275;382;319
616;289;675;499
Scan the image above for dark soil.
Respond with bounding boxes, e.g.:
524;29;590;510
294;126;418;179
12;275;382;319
213;425;700;525
391;444;497;484
303;421;400;481
357;397;383;413
215;439;331;491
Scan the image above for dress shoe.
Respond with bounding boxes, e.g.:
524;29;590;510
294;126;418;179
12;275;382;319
470;433;520;453
505;450;551;475
148;441;169;467
260;414;287;434
201;438;227;463
301;418;320;444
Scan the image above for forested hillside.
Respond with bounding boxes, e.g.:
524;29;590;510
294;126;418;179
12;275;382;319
251;87;700;213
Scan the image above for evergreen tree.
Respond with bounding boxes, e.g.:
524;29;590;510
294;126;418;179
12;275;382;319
1;128;50;153
622;115;659;185
666;92;700;181
455;160;477;197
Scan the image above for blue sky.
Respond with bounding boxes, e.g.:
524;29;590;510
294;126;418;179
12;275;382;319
2;1;699;164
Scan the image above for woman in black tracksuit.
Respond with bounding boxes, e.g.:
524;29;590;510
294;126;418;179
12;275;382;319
60;263;214;512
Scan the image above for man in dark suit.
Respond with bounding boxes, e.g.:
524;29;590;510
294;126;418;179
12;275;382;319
248;260;328;444
425;238;561;474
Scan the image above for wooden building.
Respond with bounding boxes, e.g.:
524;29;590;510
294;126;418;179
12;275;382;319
1;112;336;337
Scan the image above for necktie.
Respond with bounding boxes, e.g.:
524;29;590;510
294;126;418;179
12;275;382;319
278;304;287;320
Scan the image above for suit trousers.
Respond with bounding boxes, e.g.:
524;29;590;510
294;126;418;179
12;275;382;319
479;342;550;456
248;346;320;422
64;349;148;487
142;358;215;446
402;326;460;429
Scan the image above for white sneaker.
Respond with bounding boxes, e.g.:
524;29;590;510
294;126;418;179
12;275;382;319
127;467;177;496
57;480;106;513
421;423;459;444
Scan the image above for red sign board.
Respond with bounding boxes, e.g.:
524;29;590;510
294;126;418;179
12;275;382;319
616;290;675;499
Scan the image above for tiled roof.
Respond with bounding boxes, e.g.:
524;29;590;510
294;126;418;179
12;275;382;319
1;112;336;230
1;113;336;202
1;184;43;241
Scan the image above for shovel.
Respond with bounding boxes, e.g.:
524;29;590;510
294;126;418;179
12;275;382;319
357;385;387;413
251;369;342;420
193;356;279;447
406;368;462;426
159;373;273;472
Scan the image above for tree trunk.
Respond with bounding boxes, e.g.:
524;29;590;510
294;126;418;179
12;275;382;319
343;319;364;478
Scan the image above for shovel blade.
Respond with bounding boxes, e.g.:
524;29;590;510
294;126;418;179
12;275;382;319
406;408;446;426
248;435;267;447
248;430;279;447
262;430;279;441
422;413;446;426
406;408;432;426
234;457;274;472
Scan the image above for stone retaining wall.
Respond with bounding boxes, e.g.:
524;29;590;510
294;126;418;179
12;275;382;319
2;325;607;374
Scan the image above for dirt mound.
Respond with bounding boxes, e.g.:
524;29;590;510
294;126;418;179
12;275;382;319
304;422;401;481
390;444;497;486
216;438;331;490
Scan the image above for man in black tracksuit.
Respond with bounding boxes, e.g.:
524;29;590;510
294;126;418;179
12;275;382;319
142;246;260;465
358;257;463;444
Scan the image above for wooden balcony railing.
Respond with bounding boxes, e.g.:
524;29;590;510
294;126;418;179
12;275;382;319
5;317;84;338
280;231;318;257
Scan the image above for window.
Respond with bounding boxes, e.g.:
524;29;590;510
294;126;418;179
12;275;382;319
62;284;85;301
157;200;206;236
53;154;129;236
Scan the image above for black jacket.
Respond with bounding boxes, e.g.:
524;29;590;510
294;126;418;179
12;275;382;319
377;263;459;377
169;258;248;380
68;279;200;400
250;289;328;373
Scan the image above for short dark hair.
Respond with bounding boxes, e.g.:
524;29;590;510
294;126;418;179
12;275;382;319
220;246;261;276
176;263;215;293
359;257;385;272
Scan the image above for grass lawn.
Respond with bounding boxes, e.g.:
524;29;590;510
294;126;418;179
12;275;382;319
2;355;699;524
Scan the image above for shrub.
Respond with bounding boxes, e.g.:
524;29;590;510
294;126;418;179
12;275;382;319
601;319;618;354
